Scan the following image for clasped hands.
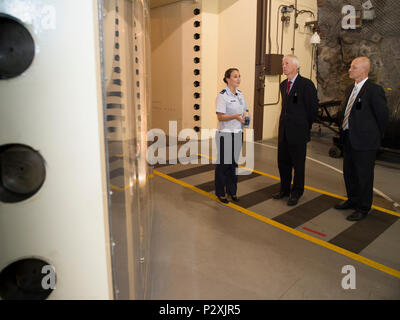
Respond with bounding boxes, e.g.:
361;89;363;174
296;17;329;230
234;113;245;124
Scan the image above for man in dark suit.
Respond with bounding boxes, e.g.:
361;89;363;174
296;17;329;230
335;56;389;221
272;55;318;206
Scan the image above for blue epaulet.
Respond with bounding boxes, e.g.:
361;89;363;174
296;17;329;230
220;89;226;94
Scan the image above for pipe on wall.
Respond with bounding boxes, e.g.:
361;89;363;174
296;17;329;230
291;0;297;54
260;0;267;67
267;0;272;55
264;4;285;107
253;0;268;140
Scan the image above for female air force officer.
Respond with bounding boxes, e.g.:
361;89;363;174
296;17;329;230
215;68;249;203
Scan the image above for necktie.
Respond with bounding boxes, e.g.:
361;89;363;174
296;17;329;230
286;81;292;97
342;86;358;130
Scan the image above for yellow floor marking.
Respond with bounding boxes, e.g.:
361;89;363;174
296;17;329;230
153;167;400;279
110;184;129;192
198;153;400;218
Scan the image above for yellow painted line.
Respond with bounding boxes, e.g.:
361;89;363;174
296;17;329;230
198;153;400;218
155;170;218;201
154;168;400;279
110;184;129;192
234;204;400;279
371;206;400;218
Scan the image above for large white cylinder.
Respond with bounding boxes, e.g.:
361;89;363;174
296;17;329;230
0;0;152;300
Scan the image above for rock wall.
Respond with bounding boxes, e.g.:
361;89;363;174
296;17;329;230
317;0;400;149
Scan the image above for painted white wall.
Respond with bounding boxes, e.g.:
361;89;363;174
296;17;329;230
201;0;258;134
215;0;257;140
263;0;318;140
151;1;183;133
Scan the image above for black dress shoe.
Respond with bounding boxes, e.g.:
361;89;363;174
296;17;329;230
272;191;290;199
229;194;239;202
217;196;229;204
346;210;367;221
334;200;355;210
287;195;300;206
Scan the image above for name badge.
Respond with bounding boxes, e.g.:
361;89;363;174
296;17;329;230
355;98;362;110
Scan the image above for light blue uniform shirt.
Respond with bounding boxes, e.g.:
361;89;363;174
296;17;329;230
216;86;248;132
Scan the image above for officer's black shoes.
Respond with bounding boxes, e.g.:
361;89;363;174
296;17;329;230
346;210;367;221
217;196;229;204
272;191;290;199
287;194;300;206
334;200;356;210
219;194;239;203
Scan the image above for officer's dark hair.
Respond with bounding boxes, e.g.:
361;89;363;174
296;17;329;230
223;68;239;84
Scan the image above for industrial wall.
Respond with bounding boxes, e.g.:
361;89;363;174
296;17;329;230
262;0;318;140
150;0;317;140
150;0;202;134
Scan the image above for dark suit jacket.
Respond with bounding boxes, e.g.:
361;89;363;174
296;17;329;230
279;75;318;144
339;79;389;151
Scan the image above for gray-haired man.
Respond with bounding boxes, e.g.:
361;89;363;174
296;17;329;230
272;55;318;206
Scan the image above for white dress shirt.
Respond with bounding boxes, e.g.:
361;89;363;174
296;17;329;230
343;77;368;130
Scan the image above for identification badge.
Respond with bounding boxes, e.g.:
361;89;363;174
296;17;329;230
355;98;362;110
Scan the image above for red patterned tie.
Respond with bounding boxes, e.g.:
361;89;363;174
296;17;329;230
287;81;292;97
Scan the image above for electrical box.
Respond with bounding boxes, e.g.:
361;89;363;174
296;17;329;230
265;54;283;75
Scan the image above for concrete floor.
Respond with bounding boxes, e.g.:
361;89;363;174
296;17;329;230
148;127;400;299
